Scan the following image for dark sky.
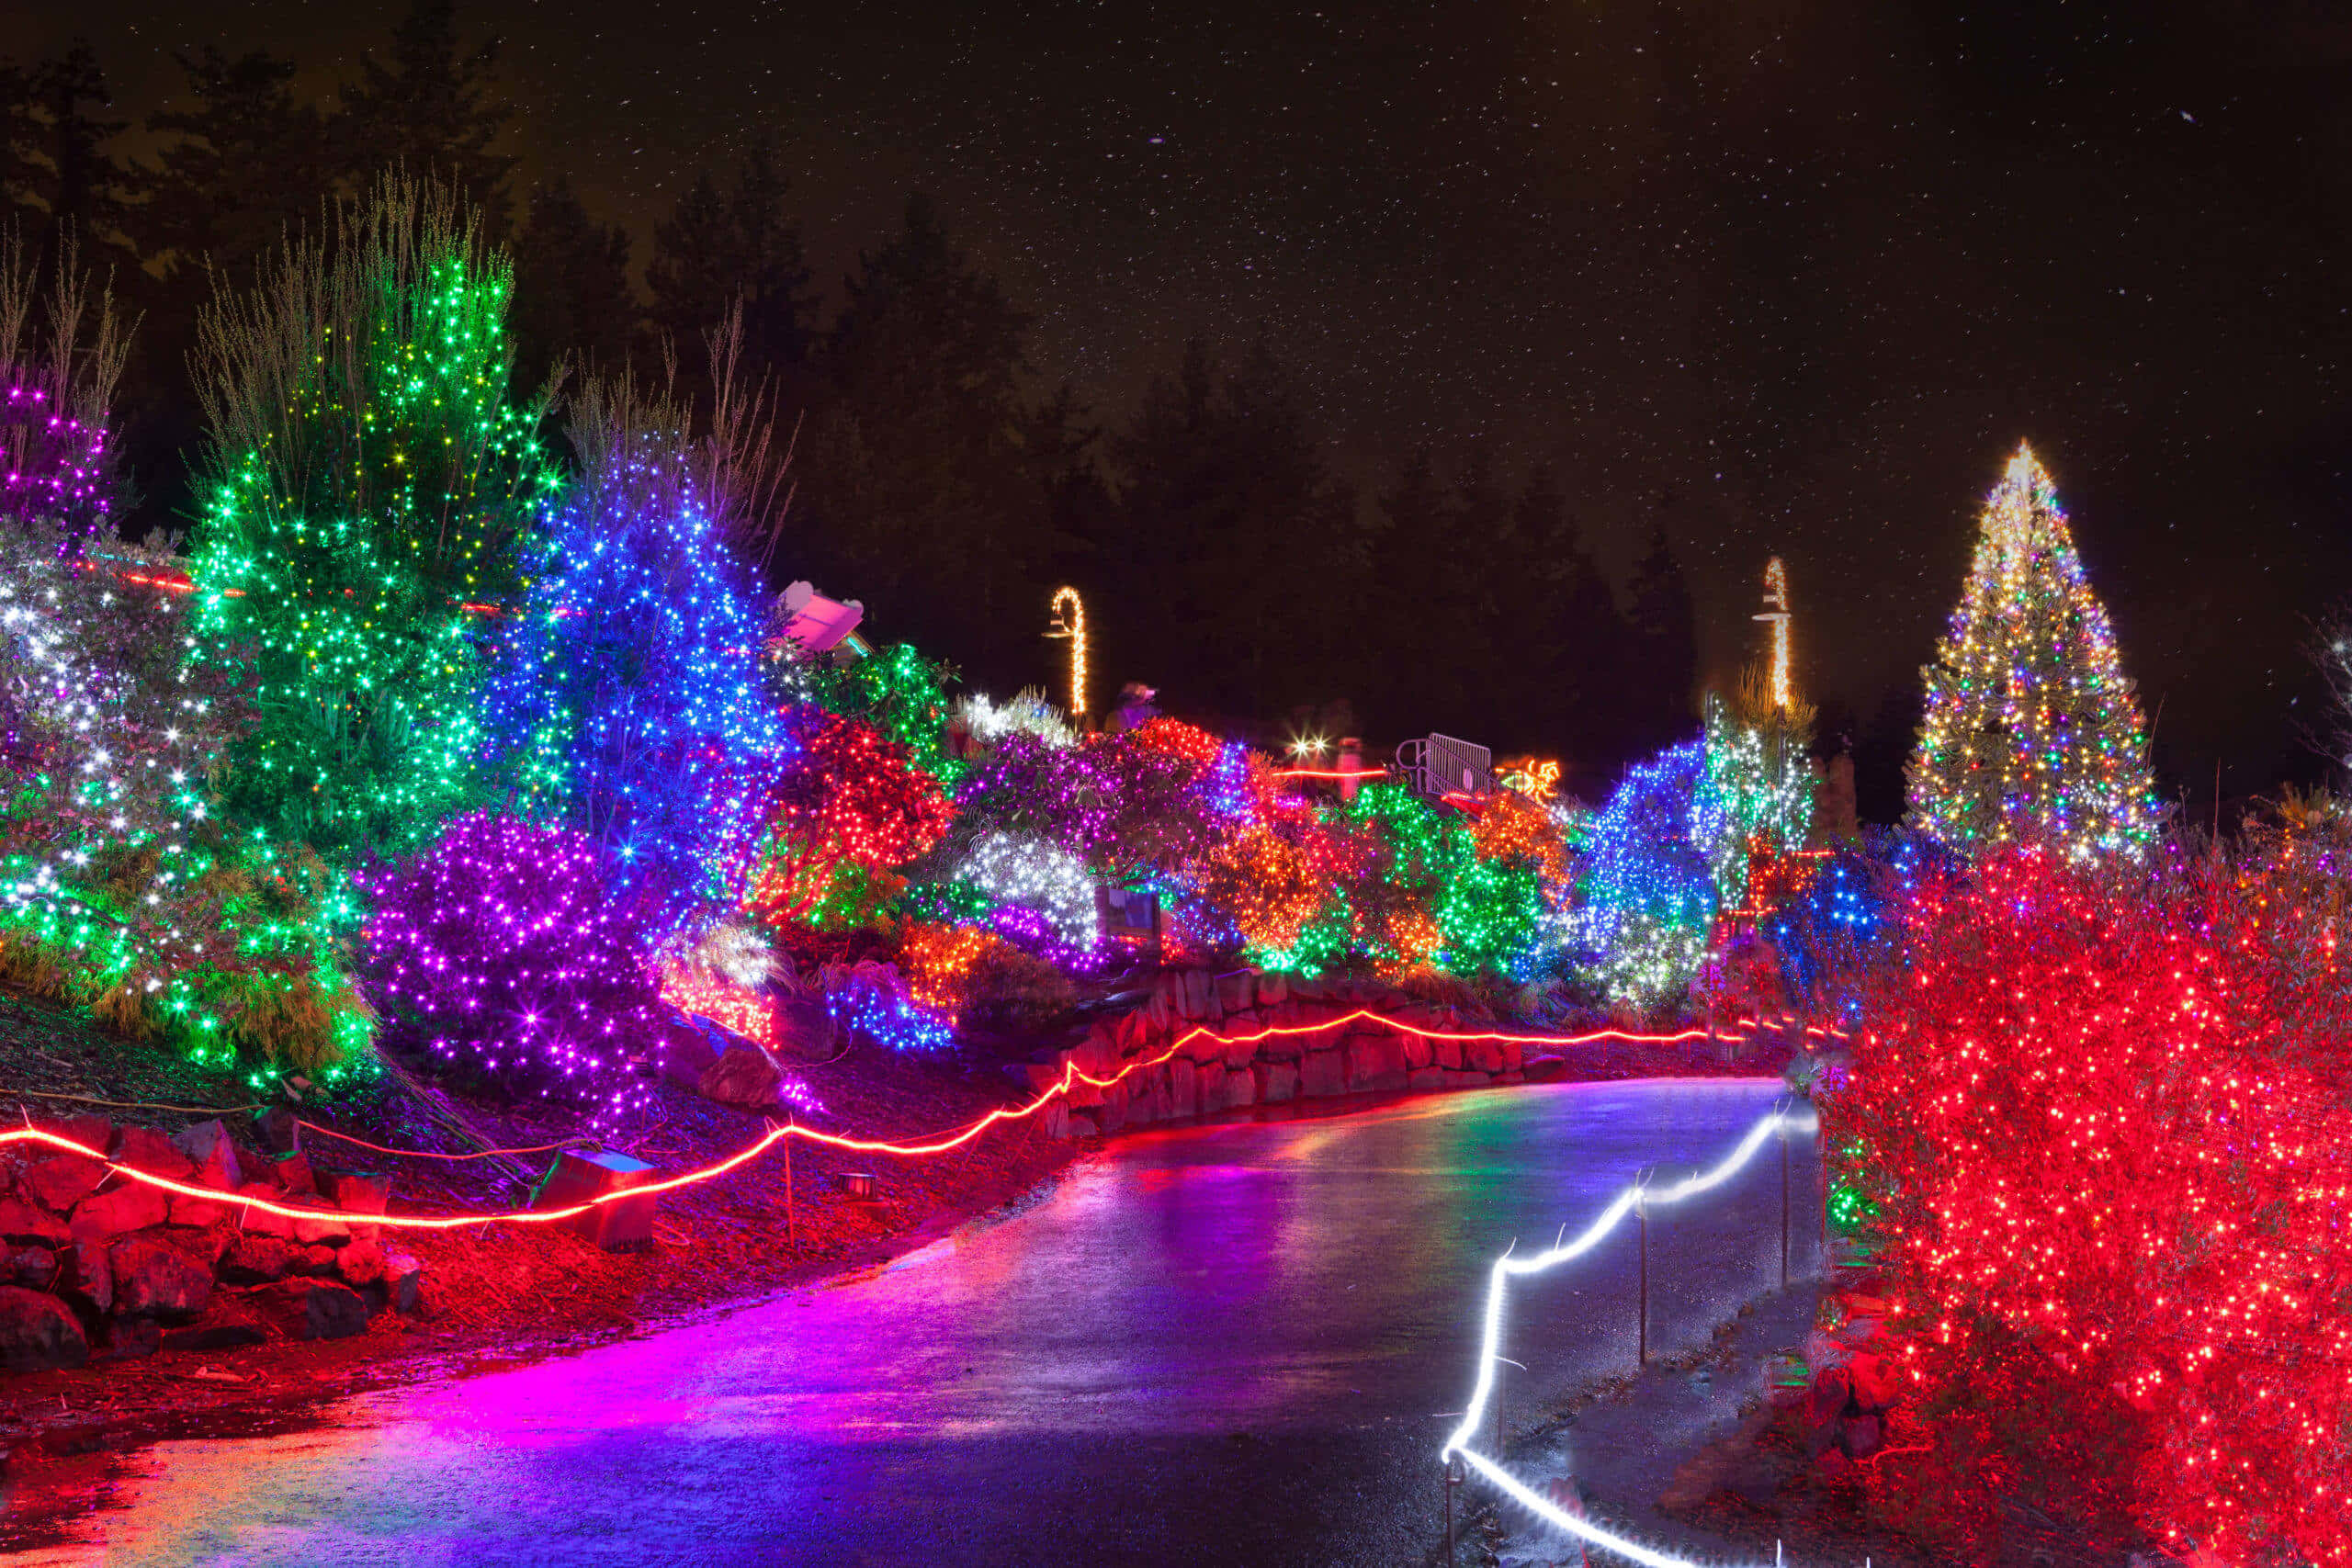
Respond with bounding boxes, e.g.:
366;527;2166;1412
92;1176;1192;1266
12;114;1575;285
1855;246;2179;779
32;1;2352;808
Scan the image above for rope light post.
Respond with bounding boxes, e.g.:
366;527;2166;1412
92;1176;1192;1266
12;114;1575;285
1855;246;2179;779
1046;586;1088;718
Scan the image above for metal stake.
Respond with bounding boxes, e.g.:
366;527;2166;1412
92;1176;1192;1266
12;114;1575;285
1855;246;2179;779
1443;1455;1464;1565
1637;1191;1649;1367
784;1123;796;1250
1780;1119;1792;1289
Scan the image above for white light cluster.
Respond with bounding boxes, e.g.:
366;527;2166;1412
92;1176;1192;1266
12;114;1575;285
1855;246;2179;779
956;829;1099;949
958;687;1078;750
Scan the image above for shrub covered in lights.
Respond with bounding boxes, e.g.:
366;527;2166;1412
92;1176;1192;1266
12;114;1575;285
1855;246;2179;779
1833;840;2352;1563
744;713;955;929
188;175;560;863
358;812;660;1119
486;378;788;943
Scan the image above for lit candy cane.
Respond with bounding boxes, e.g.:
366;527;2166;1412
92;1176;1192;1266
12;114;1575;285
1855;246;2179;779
1046;586;1088;717
1440;1103;1817;1568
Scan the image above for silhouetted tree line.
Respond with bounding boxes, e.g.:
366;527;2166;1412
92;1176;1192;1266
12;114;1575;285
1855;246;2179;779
2;0;1699;785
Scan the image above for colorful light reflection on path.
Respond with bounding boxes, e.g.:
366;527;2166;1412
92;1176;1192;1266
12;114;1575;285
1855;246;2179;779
8;1078;1813;1568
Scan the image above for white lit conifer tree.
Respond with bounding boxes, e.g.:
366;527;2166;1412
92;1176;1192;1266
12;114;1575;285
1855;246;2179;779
1907;444;2158;858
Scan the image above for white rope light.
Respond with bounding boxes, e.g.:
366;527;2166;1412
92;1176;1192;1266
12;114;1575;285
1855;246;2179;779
1440;1103;1820;1568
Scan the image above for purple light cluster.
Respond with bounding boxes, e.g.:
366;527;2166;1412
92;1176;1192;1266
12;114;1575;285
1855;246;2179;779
2;384;110;551
357;812;662;1121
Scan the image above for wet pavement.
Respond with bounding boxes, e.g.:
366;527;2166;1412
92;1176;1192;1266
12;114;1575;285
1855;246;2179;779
11;1077;1818;1568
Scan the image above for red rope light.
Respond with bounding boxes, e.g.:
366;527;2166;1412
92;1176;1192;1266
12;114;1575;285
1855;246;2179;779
5;1009;1843;1231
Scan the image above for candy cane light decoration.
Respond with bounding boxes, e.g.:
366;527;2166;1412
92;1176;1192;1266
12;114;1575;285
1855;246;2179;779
1046;586;1088;717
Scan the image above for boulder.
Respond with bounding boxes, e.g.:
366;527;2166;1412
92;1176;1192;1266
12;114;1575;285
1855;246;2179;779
253;1279;370;1341
1286;974;1326;1001
1220;1032;1258;1072
1499;1039;1525;1073
0;1197;71;1247
1398;1033;1434;1072
697;1043;782;1111
1298;1050;1345;1099
1433;1035;1464;1071
1194;1062;1226;1116
220;1235;296;1284
235;1186;295;1237
1343;1033;1408;1093
110;1233;215;1318
1408;1066;1449;1092
1222;1066;1259;1110
60;1238;110;1314
1165;1058;1197;1120
335;1239;389;1287
162;1320;266;1354
253;1106;301;1155
1466;1038;1507;1075
1257;1061;1299;1103
1806;1365;1853;1427
382;1249;425;1314
100;1315;162;1359
170;1120;243;1191
320;1171;390;1242
1838;1413;1883;1459
169;1194;231;1228
660;1021;722;1089
266;1149;317;1196
289;1206;352;1247
1067;1111;1099;1140
33;1112;112;1156
1496;1070;1523;1086
1254;971;1288;1009
296;1244;340;1275
70;1183;170;1241
1254;1020;1310;1061
22;1154;106;1213
110;1127;197;1183
1;1246;57;1289
0;1288;88;1371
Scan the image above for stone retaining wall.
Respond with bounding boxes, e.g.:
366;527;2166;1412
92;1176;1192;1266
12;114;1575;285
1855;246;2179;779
1035;969;1523;1139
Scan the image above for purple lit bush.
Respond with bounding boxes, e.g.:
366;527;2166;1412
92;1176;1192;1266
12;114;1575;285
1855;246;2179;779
358;812;660;1119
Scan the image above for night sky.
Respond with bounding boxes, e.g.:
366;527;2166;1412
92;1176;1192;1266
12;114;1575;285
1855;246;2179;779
34;1;2352;809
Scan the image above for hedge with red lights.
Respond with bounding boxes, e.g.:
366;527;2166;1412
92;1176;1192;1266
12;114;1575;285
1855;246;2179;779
1834;843;2352;1564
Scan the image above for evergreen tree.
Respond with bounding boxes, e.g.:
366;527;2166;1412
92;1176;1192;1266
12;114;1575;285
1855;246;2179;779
645;140;808;396
143;47;328;287
188;175;556;861
1906;444;2158;858
1501;461;1624;781
334;0;516;232
1625;524;1699;757
1370;446;1453;732
803;195;1053;689
6;44;144;262
509;177;635;398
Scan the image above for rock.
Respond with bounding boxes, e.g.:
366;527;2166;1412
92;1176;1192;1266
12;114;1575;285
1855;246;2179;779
1432;1035;1464;1071
1222;1065;1258;1110
170;1121;243;1191
1257;1061;1299;1103
266;1149;317;1196
161;1320;266;1353
0;1286;86;1371
33;1112;112;1156
1496;1069;1524;1086
289;1207;352;1247
221;1235;296;1284
1499;1039;1525;1073
296;1244;339;1275
1343;1033;1408;1092
1254;971;1288;1008
110;1234;215;1318
1;1246;56;1289
1067;1111;1099;1140
1840;1413;1883;1458
169;1194;231;1228
530;1149;660;1249
97;1314;161;1360
335;1239;389;1287
0;1198;71;1247
109;1128;197;1183
1285;974;1325;1001
69;1184;169;1241
1216;971;1256;1016
660;1022;721;1089
1043;1102;1071;1140
1165;1058;1197;1120
60;1238;110;1314
254;1279;370;1341
1398;1033;1434;1072
1299;1049;1345;1098
1408;1066;1449;1092
236;1187;295;1237
1194;1061;1226;1114
697;1043;782;1110
382;1249;424;1314
22;1154;106;1213
253;1107;300;1155
320;1171;390;1241
1465;1039;1506;1075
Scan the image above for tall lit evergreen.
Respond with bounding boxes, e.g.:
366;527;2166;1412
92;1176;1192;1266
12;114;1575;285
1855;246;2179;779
1907;445;2157;858
189;174;558;862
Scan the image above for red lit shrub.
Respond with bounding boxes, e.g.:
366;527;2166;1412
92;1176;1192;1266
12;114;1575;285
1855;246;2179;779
1836;844;2352;1563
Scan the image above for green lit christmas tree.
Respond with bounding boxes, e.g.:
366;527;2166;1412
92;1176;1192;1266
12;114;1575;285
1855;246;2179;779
190;175;558;861
1907;445;2158;859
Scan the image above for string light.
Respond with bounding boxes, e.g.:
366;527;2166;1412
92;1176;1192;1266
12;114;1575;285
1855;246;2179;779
1045;586;1088;717
1753;556;1792;713
1908;445;2157;861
